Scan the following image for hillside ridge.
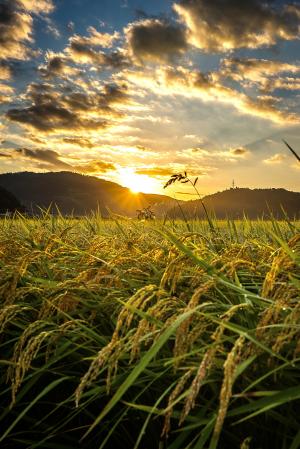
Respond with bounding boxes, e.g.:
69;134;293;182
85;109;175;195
0;171;299;218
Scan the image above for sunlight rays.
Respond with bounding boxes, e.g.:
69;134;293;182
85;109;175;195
118;168;160;194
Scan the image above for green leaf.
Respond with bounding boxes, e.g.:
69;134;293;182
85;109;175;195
229;385;300;424
0;377;70;442
289;429;300;449
82;305;205;439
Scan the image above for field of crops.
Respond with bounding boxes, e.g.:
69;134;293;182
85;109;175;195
0;214;300;449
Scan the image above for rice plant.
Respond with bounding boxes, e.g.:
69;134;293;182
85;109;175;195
0;213;299;449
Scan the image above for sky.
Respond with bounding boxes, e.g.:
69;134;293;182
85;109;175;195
0;0;299;197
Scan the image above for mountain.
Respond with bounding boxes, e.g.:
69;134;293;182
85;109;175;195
0;185;25;214
0;172;298;219
168;188;300;219
0;171;174;217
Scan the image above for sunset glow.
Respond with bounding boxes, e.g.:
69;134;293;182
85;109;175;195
118;168;160;194
0;0;299;194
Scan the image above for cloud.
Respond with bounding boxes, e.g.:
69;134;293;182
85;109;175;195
0;152;11;158
14;147;72;168
220;58;300;91
0;0;54;62
40;51;80;78
221;58;300;82
0;82;14;102
230;147;249;156
70;27;120;49
6;81;130;133
75;160;116;174
45;18;61;39
0;2;33;61
263;153;287;164
7;103;99;133
0;147;72;168
0;62;12;79
62;137;95;148
135;166;175;176
80;27;120;48
125;18;187;63
67;41;128;69
123;66;300;124
67;21;75;33
174;0;300;52
2;147;116;174
65;27;127;69
265;78;300;92
16;0;54;14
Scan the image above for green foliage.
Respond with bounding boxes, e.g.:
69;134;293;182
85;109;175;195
0;213;300;448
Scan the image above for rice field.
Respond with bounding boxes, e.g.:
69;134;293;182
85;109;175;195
0;213;300;449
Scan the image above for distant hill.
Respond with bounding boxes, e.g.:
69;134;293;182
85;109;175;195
168;188;300;219
0;173;298;219
0;171;174;217
0;186;25;214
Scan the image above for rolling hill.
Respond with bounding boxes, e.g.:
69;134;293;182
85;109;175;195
0;172;299;218
168;187;300;219
0;185;25;215
0;171;173;217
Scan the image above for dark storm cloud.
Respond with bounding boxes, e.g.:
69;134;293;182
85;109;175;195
174;0;300;51
125;18;188;62
5;81;130;133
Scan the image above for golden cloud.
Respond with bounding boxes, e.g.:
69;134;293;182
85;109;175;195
72;27;120;48
135;167;175;176
66;29;128;69
174;0;300;52
123;66;300;124
17;0;55;14
2;147;116;174
263;153;287;164
62;137;95;149
40;51;80;78
0;63;12;80
6;81;130;134
220;58;300;91
0;82;14;103
0;2;33;61
230;147;250;157
75;160;116;174
0;0;55;62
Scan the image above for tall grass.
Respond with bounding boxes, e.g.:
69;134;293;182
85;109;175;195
0;213;299;449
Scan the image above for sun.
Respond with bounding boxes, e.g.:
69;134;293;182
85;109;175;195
118;168;158;194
